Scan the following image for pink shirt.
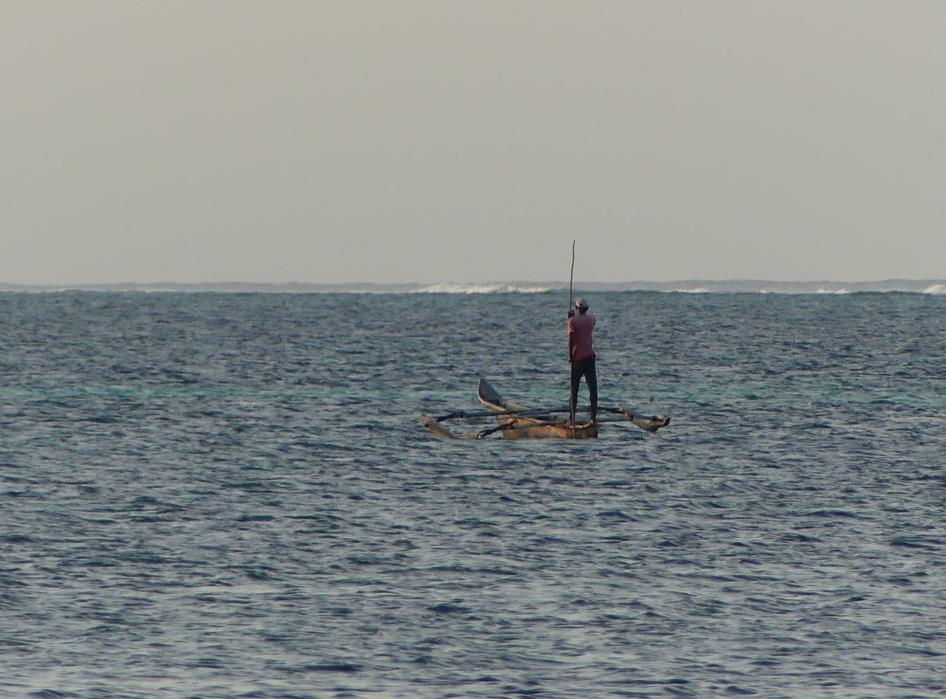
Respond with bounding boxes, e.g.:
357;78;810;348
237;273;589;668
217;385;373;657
568;312;596;362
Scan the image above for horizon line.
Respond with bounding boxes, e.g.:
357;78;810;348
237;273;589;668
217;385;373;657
2;276;945;288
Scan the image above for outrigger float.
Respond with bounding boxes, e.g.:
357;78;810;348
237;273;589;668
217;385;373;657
419;377;670;440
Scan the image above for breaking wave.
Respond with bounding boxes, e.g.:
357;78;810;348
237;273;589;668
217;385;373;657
411;283;552;294
923;284;946;295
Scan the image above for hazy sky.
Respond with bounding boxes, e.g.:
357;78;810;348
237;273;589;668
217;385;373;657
3;1;945;284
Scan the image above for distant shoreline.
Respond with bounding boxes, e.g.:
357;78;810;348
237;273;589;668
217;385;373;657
1;280;944;295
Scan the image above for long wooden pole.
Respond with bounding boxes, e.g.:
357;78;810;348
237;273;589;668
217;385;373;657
568;240;576;311
568;240;576;426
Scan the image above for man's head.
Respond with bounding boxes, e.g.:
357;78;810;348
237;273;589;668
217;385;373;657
575;298;589;313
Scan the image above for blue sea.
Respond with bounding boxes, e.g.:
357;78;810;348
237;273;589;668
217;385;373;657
2;288;945;698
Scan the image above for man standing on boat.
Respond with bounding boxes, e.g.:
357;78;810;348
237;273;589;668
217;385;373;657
568;297;597;425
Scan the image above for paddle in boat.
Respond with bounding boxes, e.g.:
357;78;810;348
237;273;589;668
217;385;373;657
419;377;670;440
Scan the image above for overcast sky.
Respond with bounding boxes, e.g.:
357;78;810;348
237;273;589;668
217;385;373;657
2;1;945;284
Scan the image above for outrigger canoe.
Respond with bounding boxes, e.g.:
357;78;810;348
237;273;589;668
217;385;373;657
419;377;670;440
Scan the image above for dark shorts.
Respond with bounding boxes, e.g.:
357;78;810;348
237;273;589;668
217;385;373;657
570;356;598;413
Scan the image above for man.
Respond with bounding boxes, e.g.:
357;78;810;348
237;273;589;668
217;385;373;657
567;297;597;425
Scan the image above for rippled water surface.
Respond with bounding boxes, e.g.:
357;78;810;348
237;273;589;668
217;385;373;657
2;291;945;698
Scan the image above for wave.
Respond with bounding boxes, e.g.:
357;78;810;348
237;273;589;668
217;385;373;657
411;283;553;294
923;284;946;295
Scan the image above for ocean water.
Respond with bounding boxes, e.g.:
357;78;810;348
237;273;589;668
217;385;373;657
2;290;945;698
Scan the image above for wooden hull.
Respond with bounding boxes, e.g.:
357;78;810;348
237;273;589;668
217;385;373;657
477;377;597;440
487;419;598;440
